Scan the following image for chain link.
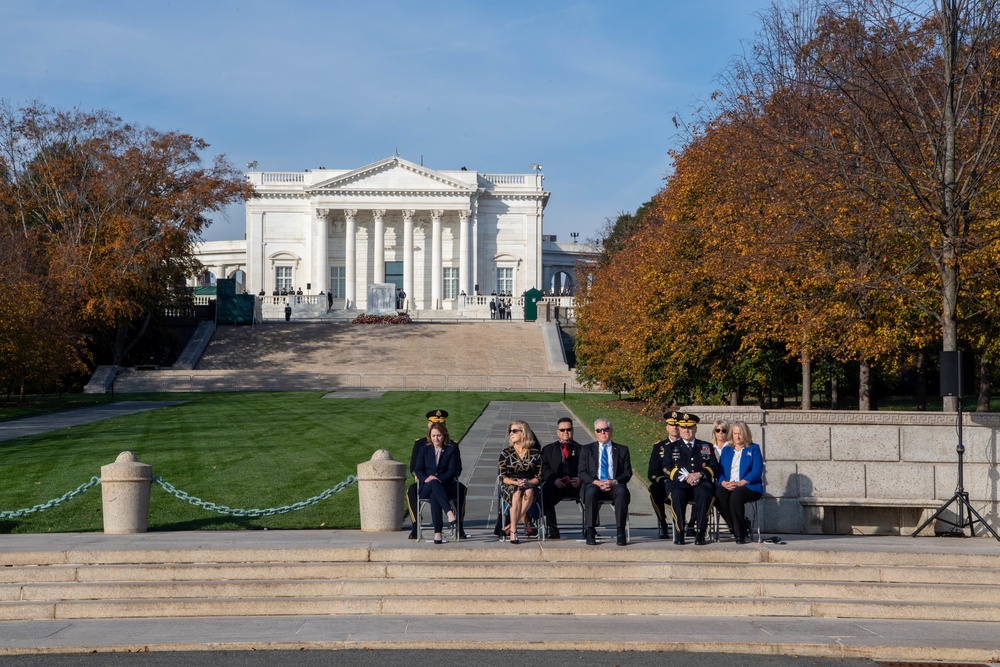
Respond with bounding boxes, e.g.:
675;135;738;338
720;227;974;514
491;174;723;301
0;477;102;519
152;475;358;518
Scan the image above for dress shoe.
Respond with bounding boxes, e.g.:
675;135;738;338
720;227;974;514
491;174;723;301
461;531;472;539
616;529;627;546
546;526;561;540
408;527;418;539
694;534;707;546
585;528;598;546
657;523;667;539
673;533;685;545
525;525;538;537
735;537;747;544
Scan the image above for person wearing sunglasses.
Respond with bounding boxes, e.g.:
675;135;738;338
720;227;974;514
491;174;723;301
539;417;583;539
711;420;731;462
578;419;632;546
660;412;719;545
498;420;542;544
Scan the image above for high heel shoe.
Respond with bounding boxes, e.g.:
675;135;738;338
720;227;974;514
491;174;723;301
509;533;519;544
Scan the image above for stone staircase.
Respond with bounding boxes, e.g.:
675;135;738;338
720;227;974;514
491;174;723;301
109;321;581;393
4;541;999;622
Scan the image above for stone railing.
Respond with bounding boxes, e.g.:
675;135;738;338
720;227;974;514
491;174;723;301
481;174;525;185
685;406;1000;537
255;172;305;184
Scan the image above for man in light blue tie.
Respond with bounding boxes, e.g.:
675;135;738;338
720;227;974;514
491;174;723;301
579;418;632;546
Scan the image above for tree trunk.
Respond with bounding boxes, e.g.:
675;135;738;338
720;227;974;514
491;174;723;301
801;356;812;410
939;0;960;414
859;360;873;411
915;352;927;412
830;376;839;410
729;390;740;406
977;355;992;412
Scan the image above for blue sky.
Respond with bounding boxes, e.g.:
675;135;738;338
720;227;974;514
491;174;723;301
1;1;772;243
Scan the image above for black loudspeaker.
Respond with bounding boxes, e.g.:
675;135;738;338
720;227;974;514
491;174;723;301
940;351;969;397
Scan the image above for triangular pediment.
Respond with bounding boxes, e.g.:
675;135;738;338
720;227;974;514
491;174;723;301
308;156;475;194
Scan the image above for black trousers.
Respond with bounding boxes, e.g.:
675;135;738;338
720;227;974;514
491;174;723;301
418;479;455;533
407;481;467;527
582;482;630;530
667;482;715;537
715;485;762;541
541;480;581;529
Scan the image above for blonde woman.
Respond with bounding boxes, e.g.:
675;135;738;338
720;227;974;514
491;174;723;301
711;420;731;462
497;420;541;544
715;420;764;544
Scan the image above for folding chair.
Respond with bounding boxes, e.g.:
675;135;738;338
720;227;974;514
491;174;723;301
415;478;462;542
491;475;546;542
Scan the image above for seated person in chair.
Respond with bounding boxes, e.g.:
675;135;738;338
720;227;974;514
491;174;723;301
579;419;632;546
715;420;764;544
648;411;682;539
498;420;542;544
407;410;468;538
413;423;460;544
660;412;718;545
540;417;582;539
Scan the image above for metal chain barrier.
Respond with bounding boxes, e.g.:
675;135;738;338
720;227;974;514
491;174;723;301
152;474;358;518
0;477;102;519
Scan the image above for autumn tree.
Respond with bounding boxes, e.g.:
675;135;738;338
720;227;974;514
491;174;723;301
0;102;253;376
726;0;1000;409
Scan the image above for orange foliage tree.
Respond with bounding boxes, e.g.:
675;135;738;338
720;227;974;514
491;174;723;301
0;102;253;382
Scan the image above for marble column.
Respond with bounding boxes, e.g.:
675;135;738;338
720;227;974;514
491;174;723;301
430;209;443;309
459;209;470;297
315;208;329;293
471;197;479;293
372;209;386;284
402;209;415;310
344;208;358;308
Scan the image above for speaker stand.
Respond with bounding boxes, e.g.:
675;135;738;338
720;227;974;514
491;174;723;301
911;402;1000;541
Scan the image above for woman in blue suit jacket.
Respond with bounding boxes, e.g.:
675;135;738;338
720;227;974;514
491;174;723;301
715;420;764;544
414;423;460;544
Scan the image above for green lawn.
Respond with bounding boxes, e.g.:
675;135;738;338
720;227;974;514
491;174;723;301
0;391;630;534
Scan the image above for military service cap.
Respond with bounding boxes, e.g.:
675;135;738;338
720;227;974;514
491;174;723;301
663;410;681;425
676;412;701;427
426;409;448;423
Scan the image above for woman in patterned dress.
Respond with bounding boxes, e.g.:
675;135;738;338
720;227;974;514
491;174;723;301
498;420;541;544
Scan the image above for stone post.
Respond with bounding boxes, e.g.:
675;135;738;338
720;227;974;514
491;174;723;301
100;451;152;534
356;449;406;532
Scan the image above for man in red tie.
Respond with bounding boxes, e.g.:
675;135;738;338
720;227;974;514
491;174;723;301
540;417;583;539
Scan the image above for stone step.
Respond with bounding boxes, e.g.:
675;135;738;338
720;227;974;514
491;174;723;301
8;577;998;605
4;561;999;586
2;595;997;622
5;545;999;568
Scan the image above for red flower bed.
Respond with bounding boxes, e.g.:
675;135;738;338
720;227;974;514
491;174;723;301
351;313;413;325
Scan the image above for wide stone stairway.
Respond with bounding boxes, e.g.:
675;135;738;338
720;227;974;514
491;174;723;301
3;537;999;622
112;321;578;392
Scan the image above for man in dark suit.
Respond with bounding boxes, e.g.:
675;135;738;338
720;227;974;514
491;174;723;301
578;418;632;546
647;410;682;539
660;412;719;545
539;417;583;539
407;409;468;539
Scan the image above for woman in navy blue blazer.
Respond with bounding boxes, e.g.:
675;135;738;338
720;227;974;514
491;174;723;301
414;423;460;544
715;420;764;544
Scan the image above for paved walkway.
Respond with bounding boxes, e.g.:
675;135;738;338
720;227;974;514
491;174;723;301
0;402;185;443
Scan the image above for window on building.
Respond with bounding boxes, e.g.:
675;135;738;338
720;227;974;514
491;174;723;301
275;266;292;291
330;266;345;299
443;267;459;299
497;267;513;294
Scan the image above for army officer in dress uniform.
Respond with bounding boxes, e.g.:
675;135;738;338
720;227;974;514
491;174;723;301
659;412;719;545
647;410;683;539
